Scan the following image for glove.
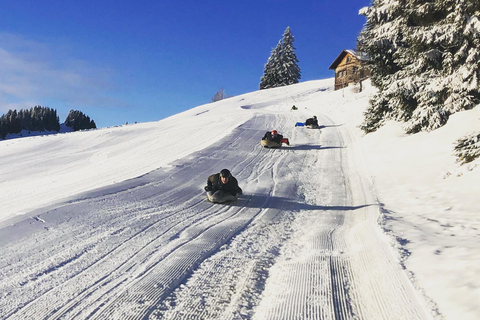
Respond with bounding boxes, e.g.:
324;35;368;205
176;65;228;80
204;186;212;192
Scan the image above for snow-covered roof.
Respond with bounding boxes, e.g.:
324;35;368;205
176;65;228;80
329;49;369;70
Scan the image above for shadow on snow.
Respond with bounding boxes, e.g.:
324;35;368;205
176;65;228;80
285;145;345;151
260;145;345;151
229;194;376;212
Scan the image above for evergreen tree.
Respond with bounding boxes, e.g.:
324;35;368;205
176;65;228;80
278;27;301;86
454;131;480;164
359;0;480;133
211;88;225;102
0;119;6;139
260;40;282;89
211;88;232;102
64;109;96;131
260;27;301;89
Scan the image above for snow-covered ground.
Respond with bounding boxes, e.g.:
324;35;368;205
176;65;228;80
0;79;478;319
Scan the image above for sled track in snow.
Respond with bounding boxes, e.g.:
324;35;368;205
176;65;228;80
0;113;432;319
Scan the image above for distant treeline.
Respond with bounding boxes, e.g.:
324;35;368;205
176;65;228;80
0;106;96;139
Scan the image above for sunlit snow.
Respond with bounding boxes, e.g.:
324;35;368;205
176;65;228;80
0;79;478;320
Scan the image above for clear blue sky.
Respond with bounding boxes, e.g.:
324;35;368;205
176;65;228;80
0;0;371;128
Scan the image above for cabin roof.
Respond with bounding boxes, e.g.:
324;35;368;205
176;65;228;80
329;49;369;70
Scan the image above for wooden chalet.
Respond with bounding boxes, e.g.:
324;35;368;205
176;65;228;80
329;49;370;90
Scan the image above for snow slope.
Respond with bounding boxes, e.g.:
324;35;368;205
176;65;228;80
0;79;478;319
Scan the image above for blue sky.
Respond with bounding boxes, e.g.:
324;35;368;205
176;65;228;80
0;0;371;128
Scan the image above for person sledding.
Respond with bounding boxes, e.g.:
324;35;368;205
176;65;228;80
260;130;290;148
305;115;319;128
204;169;243;203
295;115;319;128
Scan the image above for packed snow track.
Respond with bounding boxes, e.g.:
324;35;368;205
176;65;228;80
0;112;432;319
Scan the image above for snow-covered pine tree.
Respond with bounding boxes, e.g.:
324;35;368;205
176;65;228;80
259;27;301;89
260;40;282;89
358;0;408;133
359;0;480;133
454;131;480;164
278;27;301;86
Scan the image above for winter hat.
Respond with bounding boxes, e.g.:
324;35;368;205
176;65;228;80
220;169;231;178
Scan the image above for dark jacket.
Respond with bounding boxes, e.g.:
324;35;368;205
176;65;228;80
305;118;318;126
205;173;242;196
262;131;283;144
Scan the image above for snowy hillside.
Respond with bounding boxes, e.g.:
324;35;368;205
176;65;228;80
0;79;478;319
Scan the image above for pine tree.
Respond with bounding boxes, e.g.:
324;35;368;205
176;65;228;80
454;131;480;164
211;88;224;102
359;0;480;133
278;27;301;86
0;118;6;139
211;87;233;102
259;27;301;89
64;109;96;131
260;40;282;89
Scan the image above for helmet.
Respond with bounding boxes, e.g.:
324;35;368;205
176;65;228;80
271;130;278;135
220;169;231;178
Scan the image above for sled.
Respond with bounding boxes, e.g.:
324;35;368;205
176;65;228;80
260;139;282;148
206;191;239;204
207;198;238;204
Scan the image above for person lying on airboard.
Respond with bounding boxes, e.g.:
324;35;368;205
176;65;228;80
262;130;290;145
204;169;243;203
305;115;318;127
